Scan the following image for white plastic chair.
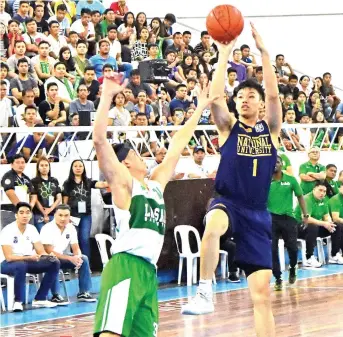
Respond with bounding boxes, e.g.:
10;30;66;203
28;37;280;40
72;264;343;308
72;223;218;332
297;239;307;264
174;225;227;286
316;236;332;265
95;233;116;268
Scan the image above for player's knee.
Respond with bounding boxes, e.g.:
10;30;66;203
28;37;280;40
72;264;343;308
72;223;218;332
250;285;271;308
205;209;229;237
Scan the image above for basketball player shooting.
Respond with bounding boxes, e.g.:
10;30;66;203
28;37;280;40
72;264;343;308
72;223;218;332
92;72;218;337
181;23;282;337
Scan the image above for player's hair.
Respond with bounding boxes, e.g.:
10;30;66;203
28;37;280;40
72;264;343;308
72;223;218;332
35;156;51;179
276;54;284;60
183;31;191;35
326;164;337;170
297;91;306;97
0;80;7;86
22;89;34;97
91;10;101;16
81;8;92;16
14;40;26;48
102;63;114;71
176;84;187;91
47;82;58;91
323;72;331;78
76;84;88;93
8;19;20;27
19;1;30;6
240;44;250;51
314;180;326;188
285;92;293;99
201;31;209;38
15;202;32;213
69;31;78;37
233;48;241;55
287;75;298;82
236;79;265;101
98;39;110;47
24;104;37;114
17;58;29;66
136;112;148;119
300;75;310;82
77;39;88;47
227;67;237;75
104;8;114;15
55;204;71;212
147;43;158;50
164;13;176;24
25;17;36;25
255;66;263;73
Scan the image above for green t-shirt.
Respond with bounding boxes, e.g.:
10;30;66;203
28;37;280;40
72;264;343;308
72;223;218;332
268;173;303;218
337;181;342;188
326;179;339;197
329;193;343;218
295;192;329;223
299;161;326;195
279;152;291;171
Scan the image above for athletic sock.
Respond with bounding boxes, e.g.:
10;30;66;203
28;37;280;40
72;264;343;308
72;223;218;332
199;279;212;294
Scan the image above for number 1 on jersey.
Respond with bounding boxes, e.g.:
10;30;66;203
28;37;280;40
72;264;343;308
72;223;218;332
252;159;258;177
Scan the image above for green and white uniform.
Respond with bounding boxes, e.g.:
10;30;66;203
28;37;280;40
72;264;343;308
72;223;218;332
94;179;165;337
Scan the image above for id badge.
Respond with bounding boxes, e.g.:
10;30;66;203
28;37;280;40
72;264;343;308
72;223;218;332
48;196;54;207
78;201;86;213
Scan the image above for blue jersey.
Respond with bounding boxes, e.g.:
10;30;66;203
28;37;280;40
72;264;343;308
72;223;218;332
215;120;277;210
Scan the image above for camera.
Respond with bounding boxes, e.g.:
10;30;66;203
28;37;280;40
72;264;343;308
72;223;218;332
138;60;171;84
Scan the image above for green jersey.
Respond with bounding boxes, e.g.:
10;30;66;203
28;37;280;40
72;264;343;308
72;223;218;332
326;179;339;197
338;181;342;188
299;161;325;195
329;193;343;218
279;153;291;172
111;179;166;266
295;192;329;223
268;172;303;218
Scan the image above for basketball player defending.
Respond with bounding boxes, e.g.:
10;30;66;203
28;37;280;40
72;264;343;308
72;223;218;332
93;72;218;337
182;23;282;337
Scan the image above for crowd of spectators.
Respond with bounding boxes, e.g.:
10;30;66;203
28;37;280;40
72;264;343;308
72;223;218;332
0;0;342;165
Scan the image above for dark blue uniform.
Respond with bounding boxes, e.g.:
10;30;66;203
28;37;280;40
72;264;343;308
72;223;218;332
210;120;277;270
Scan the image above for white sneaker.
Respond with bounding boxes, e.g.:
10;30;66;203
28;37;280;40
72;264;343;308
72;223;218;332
303;255;322;268
32;300;58;308
181;290;214;315
12;302;23;312
329;253;343;265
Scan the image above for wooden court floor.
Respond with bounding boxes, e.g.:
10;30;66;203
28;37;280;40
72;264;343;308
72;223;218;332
2;274;343;337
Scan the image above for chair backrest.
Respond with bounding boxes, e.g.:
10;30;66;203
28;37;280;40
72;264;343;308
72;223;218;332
95;233;116;267
174;225;201;255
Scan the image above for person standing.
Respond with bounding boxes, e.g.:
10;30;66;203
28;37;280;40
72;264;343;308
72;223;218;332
268;155;307;290
62;159;108;260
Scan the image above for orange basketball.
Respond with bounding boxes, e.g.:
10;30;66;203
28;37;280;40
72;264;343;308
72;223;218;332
206;5;244;44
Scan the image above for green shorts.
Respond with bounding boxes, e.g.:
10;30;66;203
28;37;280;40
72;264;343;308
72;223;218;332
93;253;158;337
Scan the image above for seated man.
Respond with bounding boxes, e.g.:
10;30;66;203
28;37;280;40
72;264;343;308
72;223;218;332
0;202;60;312
185;146;216;179
295;181;337;268
40;204;96;304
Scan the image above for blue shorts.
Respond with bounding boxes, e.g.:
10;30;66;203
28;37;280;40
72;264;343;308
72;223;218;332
209;196;272;269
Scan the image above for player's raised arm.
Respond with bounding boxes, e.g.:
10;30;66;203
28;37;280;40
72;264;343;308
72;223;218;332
93;73;132;209
251;22;282;140
209;39;237;135
151;85;218;190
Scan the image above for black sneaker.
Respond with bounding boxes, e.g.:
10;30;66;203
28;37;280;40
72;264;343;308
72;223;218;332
274;278;283;291
51;294;69;306
228;272;240;283
289;267;297;285
77;292;96;302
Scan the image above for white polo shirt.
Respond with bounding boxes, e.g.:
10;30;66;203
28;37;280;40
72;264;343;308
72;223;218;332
40;220;78;254
0;222;39;260
185;159;210;179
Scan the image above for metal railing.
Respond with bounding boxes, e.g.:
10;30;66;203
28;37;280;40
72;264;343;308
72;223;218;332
0;123;342;164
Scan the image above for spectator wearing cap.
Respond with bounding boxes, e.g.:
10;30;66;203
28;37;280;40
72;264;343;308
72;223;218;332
169;84;192;113
299;147;326;195
40;204;96;304
0;202;60;312
1;154;36;218
185;146;216;179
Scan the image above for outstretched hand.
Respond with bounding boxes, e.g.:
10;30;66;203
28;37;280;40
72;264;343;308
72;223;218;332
250;22;266;53
197;83;219;108
213;38;237;54
102;72;129;98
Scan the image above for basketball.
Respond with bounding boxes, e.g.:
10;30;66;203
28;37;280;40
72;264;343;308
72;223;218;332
206;5;244;44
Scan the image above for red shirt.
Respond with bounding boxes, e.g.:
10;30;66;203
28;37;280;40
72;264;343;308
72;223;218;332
110;2;128;16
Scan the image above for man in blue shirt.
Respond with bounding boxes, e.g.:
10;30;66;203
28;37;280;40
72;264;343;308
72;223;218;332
76;0;105;18
8;124;47;162
89;39;118;78
169;84;192;113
